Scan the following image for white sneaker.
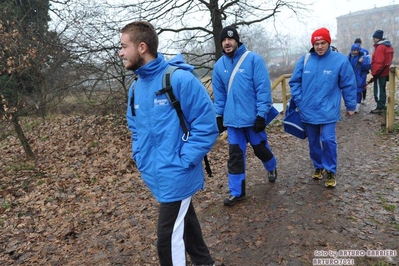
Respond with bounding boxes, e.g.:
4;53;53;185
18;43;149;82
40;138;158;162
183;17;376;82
355;103;360;113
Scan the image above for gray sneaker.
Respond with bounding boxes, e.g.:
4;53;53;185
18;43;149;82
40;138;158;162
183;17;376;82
223;195;246;206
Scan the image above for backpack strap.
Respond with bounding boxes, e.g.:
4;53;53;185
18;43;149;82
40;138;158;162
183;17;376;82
156;65;213;177
304;53;310;68
129;76;138;116
156;65;189;141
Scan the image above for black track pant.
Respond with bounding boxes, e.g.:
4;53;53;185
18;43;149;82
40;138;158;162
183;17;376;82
157;196;214;266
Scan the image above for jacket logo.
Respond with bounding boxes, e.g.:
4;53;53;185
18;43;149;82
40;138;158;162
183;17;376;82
154;98;169;106
323;70;332;75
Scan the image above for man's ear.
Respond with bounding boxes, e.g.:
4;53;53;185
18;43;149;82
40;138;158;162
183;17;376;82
138;42;147;55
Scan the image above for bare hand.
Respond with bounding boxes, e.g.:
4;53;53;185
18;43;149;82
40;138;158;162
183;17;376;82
359;57;364;63
347;111;355;116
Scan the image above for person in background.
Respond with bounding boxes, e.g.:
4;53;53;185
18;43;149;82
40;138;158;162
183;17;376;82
370;30;395;114
289;27;357;188
212;25;277;206
120;21;217;266
348;43;371;113
354;38;369;55
354;38;370;103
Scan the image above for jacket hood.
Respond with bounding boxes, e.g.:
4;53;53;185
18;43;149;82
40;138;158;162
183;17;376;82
376;39;392;47
167;53;195;72
351;43;361;51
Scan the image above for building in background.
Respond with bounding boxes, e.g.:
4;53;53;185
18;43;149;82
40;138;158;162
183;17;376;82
336;4;399;62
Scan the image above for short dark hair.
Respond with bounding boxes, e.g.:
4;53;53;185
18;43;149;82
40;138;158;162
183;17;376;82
120;21;158;57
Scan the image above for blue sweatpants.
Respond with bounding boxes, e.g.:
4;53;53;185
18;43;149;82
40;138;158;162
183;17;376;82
227;127;277;197
303;122;337;173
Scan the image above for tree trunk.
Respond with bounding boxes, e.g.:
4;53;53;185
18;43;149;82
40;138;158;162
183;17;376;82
12;115;35;160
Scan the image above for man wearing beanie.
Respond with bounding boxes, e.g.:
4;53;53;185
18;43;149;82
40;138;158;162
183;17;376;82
212;25;277;206
370;29;395;114
353;38;370;102
289;27;357;188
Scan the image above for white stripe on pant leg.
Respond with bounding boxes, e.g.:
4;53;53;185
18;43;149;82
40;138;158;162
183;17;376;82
172;196;191;266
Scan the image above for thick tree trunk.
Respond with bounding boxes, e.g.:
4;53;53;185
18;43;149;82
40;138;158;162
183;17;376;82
12;115;35;160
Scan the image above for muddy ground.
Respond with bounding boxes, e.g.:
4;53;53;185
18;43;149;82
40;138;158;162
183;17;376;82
0;89;398;266
196;92;399;265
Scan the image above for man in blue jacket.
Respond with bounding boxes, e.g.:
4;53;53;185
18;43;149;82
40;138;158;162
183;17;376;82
353;38;370;103
289;27;357;188
120;21;217;266
212;25;277;206
348;43;371;113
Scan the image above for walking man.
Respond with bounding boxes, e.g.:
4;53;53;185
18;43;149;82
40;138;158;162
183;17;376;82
120;21;217;266
289;27;357;188
212;25;277;206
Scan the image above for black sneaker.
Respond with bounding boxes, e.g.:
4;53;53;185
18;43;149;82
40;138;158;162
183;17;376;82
223;194;246;206
370;108;383;114
268;168;277;182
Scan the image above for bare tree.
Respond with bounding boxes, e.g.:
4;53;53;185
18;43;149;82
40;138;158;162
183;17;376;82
110;0;307;62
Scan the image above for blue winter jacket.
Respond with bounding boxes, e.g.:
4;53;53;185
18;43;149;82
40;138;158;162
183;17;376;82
212;44;273;127
348;44;371;92
126;53;218;203
289;48;357;124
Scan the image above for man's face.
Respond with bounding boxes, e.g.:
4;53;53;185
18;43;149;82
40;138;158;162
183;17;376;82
351;49;359;56
372;37;379;44
222;37;239;56
119;33;144;71
313;40;329;56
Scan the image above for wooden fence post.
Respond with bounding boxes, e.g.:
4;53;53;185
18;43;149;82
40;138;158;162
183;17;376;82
386;65;397;133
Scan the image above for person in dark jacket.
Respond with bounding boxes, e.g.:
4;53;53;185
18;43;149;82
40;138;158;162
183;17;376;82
212;25;277;206
289;27;357;188
370;30;395;114
120;21;217;266
348;43;371;113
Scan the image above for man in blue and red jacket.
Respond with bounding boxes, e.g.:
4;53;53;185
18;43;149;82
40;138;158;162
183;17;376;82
370;30;395;114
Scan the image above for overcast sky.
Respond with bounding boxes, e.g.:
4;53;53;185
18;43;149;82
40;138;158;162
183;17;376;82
273;0;397;41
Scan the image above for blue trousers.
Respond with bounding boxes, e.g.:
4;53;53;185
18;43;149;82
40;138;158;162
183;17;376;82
227;127;277;197
303;122;337;173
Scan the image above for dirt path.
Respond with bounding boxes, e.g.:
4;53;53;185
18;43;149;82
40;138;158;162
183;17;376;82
0;89;398;266
198;94;399;266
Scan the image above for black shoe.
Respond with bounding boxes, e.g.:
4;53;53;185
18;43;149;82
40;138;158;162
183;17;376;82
223;194;246;206
370;108;383;114
268;168;277;182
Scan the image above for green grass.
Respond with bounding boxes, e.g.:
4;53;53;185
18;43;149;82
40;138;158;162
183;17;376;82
88;141;99;149
377;193;396;212
2;202;11;210
4;162;36;172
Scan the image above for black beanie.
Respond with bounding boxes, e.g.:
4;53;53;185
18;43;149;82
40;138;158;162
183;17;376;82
354;38;362;44
220;26;240;44
373;30;383;40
